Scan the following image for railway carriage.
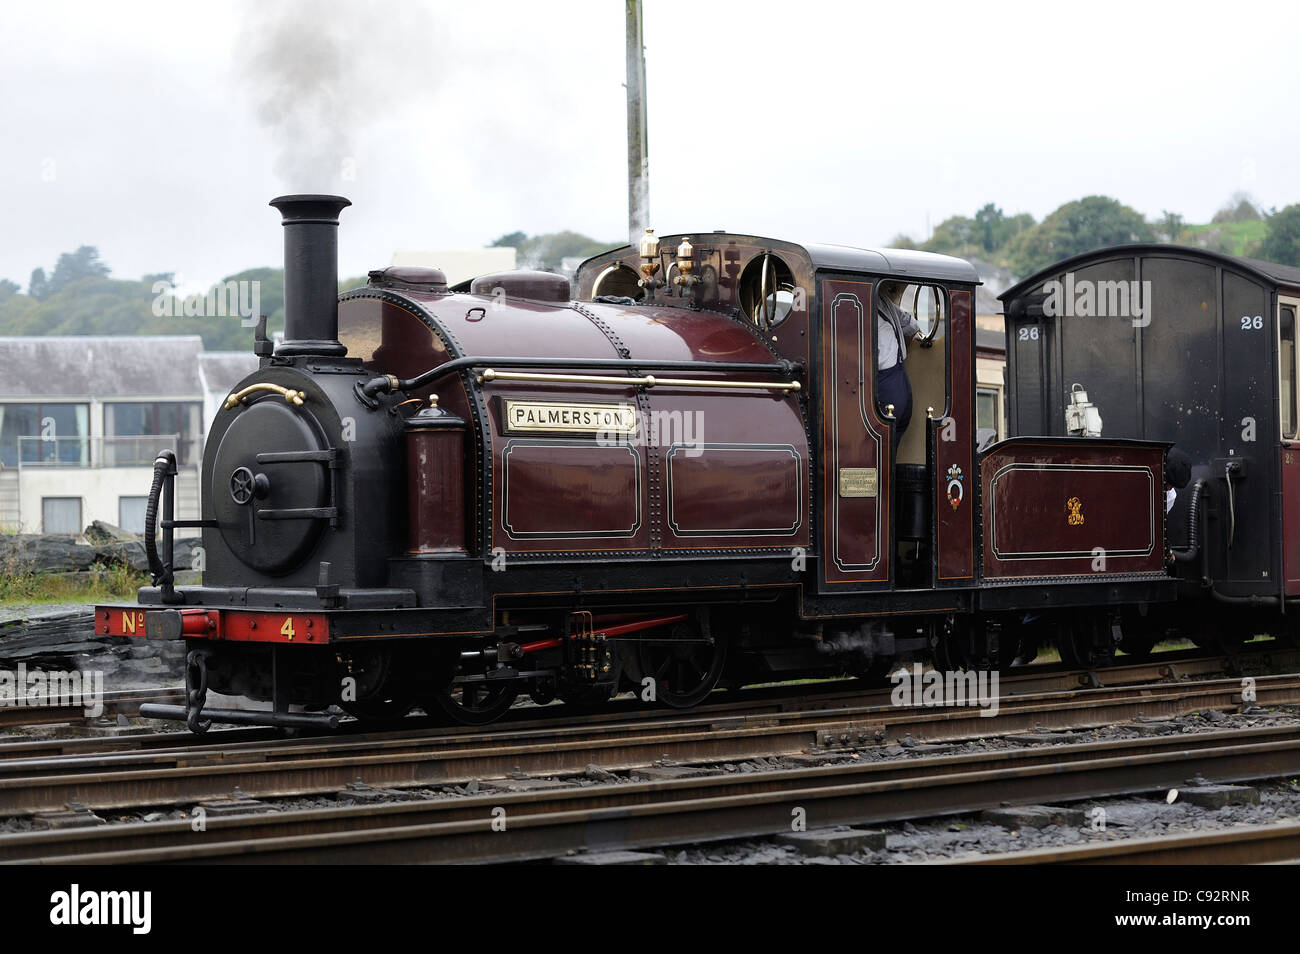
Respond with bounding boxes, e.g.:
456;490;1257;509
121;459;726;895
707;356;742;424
1001;246;1300;652
97;196;1175;730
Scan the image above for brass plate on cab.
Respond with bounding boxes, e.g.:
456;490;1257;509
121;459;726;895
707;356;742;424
838;467;878;498
504;400;638;436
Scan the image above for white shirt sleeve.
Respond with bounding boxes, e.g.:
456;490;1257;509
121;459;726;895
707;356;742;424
877;314;900;370
900;309;922;338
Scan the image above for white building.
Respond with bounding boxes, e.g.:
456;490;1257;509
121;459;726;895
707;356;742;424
0;336;257;534
389;247;517;286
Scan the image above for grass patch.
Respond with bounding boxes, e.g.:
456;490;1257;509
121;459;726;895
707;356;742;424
1176;221;1268;257
0;562;148;606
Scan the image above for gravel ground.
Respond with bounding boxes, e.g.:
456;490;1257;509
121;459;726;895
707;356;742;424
660;777;1300;864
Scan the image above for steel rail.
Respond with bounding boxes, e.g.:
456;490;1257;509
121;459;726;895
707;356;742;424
0;640;1288;740
5;726;1300;864
0;674;1297;816
0;644;1285;759
0;688;182;731
0;642;1284;753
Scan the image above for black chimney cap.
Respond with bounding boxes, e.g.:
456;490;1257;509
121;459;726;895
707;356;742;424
269;194;352;224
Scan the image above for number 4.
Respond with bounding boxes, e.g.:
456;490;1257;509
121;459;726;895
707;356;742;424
281;617;295;641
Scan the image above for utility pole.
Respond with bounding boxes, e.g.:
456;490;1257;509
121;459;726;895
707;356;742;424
625;0;649;245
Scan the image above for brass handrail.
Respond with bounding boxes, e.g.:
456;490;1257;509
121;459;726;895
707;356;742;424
476;368;800;393
224;383;306;409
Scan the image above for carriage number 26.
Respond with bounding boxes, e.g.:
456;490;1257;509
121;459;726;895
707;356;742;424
1241;315;1264;330
1017;327;1040;341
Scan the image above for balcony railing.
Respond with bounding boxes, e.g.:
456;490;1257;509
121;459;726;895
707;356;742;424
15;434;195;468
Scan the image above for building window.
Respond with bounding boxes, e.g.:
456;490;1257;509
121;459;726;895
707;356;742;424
977;387;1002;442
119;496;149;535
0;403;89;467
104;402;202;465
42;497;82;535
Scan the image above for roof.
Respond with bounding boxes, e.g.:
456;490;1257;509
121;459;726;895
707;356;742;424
0;336;206;399
1000;244;1300;302
802;244;981;284
1239;254;1300;288
976;327;1005;355
197;351;259;394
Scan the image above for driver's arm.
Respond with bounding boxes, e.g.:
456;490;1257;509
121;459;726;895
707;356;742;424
901;309;922;339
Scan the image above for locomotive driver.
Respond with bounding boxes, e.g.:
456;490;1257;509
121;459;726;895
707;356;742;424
876;282;929;455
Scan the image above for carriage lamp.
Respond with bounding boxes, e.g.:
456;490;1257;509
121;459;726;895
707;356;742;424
1065;383;1103;437
673;236;699;292
638;228;662;298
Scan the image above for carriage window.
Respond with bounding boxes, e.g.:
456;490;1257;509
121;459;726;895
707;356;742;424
1282;303;1298;440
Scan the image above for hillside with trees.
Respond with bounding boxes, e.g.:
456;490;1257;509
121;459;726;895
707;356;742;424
0;260;288;351
0;229;617;347
892;191;1300;277
3;207;1299;346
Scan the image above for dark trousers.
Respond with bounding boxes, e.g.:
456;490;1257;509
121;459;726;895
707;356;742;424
877;361;913;457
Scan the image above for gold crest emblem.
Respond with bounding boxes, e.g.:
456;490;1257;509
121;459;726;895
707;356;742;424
1067;497;1085;526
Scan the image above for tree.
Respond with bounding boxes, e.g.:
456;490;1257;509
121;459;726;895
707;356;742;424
28;267;48;300
974;203;1004;252
0;265;288;351
1260;205;1300;268
912;206;1034;260
1159;210;1185;242
1211;191;1262;224
490;231;527;249
1005;196;1155;277
920;215;977;255
0;279;18;303
47;245;110;296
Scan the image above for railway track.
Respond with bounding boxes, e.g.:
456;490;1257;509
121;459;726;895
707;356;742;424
0;670;1295;816
0;687;182;731
0;644;1289;745
3;724;1299;863
1;644;1292;753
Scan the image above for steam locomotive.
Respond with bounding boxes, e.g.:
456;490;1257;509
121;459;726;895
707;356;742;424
98;195;1179;731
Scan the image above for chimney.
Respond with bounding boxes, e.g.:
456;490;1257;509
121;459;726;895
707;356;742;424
269;194;351;357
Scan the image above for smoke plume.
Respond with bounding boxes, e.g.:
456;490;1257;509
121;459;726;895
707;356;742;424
236;0;437;190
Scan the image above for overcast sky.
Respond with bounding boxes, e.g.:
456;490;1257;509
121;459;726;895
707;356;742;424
2;0;1297;293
